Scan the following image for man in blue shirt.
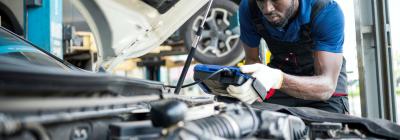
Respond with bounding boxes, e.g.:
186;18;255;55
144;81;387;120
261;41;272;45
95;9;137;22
226;0;349;113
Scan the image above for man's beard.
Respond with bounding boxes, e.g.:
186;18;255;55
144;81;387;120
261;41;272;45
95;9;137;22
265;0;296;28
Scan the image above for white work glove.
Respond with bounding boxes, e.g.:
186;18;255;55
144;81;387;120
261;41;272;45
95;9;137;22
241;63;284;89
226;79;259;104
226;63;284;104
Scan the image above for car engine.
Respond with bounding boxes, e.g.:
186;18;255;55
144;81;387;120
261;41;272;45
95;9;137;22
1;92;397;140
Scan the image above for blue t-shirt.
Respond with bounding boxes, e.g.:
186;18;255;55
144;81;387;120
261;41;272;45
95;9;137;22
239;0;344;53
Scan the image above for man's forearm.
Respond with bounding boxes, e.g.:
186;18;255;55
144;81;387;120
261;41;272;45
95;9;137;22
278;51;342;101
242;41;261;65
279;73;336;101
245;57;261;64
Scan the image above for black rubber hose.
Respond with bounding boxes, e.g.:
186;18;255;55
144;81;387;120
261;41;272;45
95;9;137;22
293;126;308;139
24;123;50;140
182;105;258;139
192;116;236;138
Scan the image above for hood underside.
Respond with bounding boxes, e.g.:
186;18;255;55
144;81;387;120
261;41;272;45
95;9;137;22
71;0;209;71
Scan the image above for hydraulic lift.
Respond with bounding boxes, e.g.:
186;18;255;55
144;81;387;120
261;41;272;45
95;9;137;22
0;0;63;58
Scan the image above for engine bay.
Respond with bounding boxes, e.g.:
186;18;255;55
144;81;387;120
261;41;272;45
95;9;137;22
1;93;399;140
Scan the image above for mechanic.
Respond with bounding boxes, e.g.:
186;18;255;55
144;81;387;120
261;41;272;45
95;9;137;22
226;0;349;113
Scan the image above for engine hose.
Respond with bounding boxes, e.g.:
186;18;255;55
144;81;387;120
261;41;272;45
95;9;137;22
293;126;308;139
287;116;308;140
23;123;50;140
257;111;307;140
182;105;258;139
177;104;307;139
189;115;237;138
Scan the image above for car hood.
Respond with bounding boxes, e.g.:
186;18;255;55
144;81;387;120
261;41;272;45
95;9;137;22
0;63;165;97
72;0;209;70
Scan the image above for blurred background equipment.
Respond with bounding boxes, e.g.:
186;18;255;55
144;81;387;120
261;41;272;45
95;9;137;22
63;29;98;71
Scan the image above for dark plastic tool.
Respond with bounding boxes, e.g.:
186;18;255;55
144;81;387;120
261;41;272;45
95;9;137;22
194;64;269;100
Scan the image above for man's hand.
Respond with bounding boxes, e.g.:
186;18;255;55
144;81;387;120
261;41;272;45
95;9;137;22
241;63;283;89
226;63;283;104
226;79;259;104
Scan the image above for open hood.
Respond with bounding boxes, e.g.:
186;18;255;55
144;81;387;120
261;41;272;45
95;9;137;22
71;0;209;70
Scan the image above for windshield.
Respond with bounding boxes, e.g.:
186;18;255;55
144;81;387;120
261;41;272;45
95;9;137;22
0;28;69;70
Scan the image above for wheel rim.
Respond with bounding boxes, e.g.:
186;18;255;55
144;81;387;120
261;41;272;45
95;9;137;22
191;8;240;58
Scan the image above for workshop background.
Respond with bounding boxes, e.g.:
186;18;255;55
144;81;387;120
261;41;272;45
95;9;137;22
0;0;399;123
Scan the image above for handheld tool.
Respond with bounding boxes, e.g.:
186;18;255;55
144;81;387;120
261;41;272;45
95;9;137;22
194;64;269;100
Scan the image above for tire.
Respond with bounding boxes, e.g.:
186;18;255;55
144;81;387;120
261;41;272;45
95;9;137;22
181;0;244;66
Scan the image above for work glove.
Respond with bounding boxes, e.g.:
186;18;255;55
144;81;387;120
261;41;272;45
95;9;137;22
226;63;283;104
226;79;259;104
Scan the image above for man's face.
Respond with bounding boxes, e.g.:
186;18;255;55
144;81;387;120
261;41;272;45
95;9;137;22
256;0;297;28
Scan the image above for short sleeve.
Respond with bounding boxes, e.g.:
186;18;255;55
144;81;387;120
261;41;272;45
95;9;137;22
239;0;262;47
311;2;344;53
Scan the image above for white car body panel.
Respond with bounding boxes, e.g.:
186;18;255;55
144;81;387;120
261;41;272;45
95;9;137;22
72;0;209;70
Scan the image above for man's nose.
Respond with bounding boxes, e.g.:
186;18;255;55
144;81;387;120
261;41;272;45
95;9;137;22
264;0;275;13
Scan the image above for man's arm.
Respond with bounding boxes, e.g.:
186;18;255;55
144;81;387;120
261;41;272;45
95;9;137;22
280;51;342;101
242;41;261;64
279;2;345;101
